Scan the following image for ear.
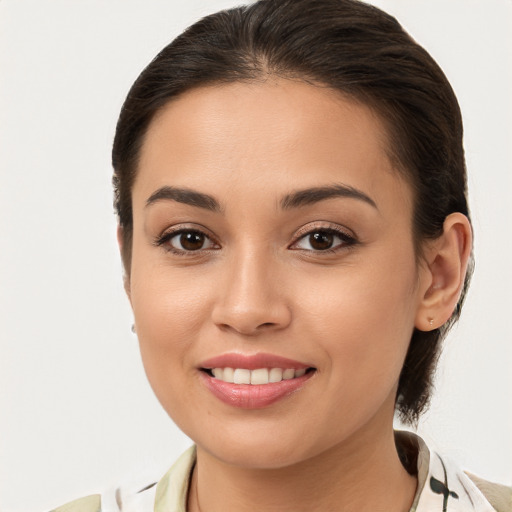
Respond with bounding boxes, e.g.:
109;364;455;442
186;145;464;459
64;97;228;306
117;224;132;302
415;213;472;331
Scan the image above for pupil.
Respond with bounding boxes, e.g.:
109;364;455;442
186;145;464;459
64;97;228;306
180;232;204;250
310;232;333;250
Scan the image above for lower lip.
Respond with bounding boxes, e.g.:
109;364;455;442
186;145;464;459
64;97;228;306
200;371;314;409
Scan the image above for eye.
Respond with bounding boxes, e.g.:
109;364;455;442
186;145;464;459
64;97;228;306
156;229;218;253
292;227;356;252
171;230;212;251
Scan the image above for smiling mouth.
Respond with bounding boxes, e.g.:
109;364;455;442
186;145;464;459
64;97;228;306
202;367;316;385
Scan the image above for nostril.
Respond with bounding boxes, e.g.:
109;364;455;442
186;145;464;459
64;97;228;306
211;301;292;336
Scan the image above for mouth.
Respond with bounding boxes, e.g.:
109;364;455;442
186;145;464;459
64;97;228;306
201;367;315;385
198;353;317;409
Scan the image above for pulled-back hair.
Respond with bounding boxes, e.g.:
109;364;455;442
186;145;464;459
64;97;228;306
112;0;472;424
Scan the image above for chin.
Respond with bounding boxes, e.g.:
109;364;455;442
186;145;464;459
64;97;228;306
204;438;313;470
186;415;337;470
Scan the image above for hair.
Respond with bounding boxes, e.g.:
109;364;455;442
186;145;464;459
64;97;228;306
112;0;473;424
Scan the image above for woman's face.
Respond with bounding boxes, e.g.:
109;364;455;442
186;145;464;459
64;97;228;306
127;79;430;468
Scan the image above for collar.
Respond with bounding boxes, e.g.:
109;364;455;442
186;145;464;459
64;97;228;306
147;433;496;512
396;430;495;512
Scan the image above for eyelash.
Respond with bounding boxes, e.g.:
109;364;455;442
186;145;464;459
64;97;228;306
154;224;358;256
289;224;358;254
154;226;220;255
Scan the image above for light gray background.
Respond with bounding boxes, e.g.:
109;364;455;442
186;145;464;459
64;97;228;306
1;1;511;510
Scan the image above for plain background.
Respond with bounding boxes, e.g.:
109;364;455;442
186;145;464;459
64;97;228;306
0;1;511;510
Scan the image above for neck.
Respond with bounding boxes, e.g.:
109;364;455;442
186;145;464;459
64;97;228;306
188;420;417;512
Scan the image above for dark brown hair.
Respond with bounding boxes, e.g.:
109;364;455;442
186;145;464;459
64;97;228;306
112;0;472;424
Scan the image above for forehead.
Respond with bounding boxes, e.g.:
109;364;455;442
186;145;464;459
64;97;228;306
136;79;411;212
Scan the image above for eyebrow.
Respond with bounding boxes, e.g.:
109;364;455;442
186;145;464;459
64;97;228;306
280;184;377;210
145;183;377;213
145;186;221;212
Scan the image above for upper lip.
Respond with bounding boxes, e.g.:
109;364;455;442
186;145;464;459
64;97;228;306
199;352;313;371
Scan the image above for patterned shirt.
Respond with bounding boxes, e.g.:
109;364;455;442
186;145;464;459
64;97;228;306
50;432;511;512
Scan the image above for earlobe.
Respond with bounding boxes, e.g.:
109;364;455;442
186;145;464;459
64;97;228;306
415;213;472;331
117;225;132;301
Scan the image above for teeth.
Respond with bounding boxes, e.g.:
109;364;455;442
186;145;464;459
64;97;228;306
233;368;251;384
223;367;234;383
251;368;269;385
269;368;283;383
210;367;309;384
282;369;295;380
294;368;306;378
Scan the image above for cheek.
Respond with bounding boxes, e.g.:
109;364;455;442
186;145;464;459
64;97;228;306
129;257;215;385
295;251;419;385
297;253;418;331
129;274;214;427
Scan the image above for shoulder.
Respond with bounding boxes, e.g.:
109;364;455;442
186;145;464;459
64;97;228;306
395;430;511;512
48;482;158;512
49;494;101;512
466;472;512;512
47;446;196;512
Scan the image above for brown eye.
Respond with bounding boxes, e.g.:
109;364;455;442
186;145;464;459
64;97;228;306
292;227;356;252
308;232;334;250
179;231;205;250
166;230;215;252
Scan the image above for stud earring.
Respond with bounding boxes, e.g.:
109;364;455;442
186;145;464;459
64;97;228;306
131;323;136;333
428;317;434;327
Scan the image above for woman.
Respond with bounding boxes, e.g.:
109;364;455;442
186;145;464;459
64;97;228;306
49;0;510;510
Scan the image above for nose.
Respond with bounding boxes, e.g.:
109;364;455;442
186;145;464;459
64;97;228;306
211;251;292;336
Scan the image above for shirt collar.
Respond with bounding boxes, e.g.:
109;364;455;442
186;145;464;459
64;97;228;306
395;430;495;512
153;435;495;512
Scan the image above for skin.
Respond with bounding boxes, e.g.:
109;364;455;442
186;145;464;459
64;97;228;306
122;79;471;512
